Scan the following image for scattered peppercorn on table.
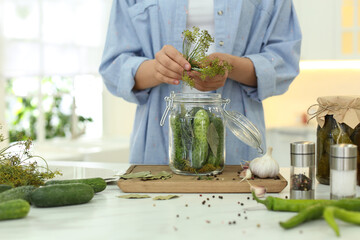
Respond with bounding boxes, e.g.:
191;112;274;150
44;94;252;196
1;161;360;240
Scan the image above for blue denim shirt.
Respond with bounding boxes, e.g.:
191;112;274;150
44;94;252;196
99;0;302;165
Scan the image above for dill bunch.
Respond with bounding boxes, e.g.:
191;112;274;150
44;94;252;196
181;27;232;87
0;125;61;187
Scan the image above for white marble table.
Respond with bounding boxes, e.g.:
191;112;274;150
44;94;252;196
1;161;360;240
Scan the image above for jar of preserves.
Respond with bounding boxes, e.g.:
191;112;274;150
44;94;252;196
160;91;262;176
310;96;360;185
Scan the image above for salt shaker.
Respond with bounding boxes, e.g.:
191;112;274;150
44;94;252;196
290;141;315;199
330;144;358;199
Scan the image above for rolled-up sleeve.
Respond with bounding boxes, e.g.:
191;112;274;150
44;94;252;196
99;0;150;105
243;0;302;102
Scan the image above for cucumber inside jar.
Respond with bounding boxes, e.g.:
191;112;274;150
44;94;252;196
170;106;225;174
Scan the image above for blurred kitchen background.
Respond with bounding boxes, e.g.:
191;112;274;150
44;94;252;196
0;0;359;167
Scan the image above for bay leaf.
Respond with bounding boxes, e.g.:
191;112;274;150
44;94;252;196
153;195;179;200
117;194;151;199
119;171;151;179
141;171;173;181
207;122;219;156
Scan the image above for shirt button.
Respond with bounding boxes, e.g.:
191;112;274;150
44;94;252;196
219;41;224;46
217;10;223;16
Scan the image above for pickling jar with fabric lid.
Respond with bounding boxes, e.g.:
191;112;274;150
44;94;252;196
160;91;263;176
308;96;360;185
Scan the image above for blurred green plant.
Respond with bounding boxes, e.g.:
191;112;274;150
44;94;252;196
6;77;92;142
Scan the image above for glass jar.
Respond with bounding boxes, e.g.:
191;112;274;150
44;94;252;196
160;92;262;176
316;115;360;185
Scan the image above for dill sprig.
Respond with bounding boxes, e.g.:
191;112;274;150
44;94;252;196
181;27;232;87
0;125;61;187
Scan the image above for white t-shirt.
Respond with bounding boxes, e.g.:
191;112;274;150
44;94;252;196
182;0;215;93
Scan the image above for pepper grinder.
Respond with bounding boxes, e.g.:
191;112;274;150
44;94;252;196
330;144;358;200
290;141;315;199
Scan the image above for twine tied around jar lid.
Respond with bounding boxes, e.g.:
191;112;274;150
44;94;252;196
307;96;360;128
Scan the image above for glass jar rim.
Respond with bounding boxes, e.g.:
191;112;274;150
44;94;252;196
172;92;225;103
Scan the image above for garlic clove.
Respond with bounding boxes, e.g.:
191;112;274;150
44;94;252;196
239;168;252;182
250;185;266;198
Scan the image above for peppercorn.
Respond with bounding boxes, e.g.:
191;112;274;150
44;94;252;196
291;174;312;191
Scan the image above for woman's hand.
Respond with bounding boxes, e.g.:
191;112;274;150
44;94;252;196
134;45;191;90
154;45;191;85
190;70;229;92
190;52;258;91
191;52;230;92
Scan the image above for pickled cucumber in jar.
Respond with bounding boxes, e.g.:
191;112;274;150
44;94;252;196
316;115;355;185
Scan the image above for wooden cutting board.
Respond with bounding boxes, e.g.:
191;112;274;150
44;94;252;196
117;165;288;193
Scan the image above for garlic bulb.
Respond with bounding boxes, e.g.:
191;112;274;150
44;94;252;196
249;147;279;178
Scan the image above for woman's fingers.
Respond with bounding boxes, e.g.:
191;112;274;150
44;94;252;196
154;70;180;85
162;45;191;71
154;45;191;85
154;61;182;80
154;45;190;84
190;71;228;91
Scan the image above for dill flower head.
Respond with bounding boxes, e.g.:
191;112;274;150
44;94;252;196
181;27;231;87
0;125;62;187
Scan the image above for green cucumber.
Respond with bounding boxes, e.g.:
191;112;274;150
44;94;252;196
45;177;106;193
0;186;37;203
30;183;94;207
0;199;30;221
0;184;13;193
192;109;210;169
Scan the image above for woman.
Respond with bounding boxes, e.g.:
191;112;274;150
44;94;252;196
99;0;302;165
